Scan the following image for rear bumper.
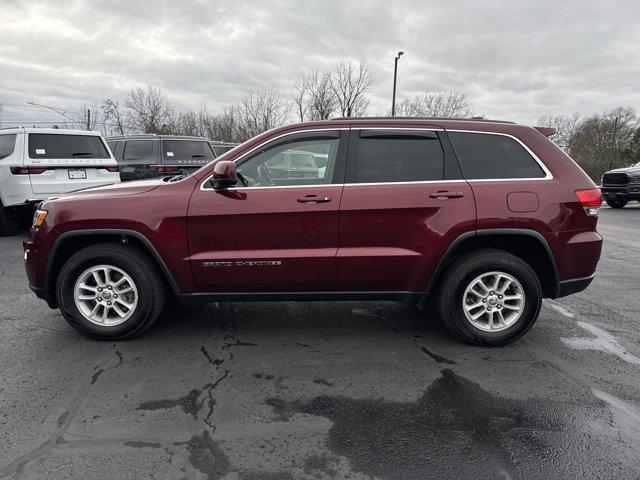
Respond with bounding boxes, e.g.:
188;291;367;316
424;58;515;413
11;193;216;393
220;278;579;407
556;275;594;298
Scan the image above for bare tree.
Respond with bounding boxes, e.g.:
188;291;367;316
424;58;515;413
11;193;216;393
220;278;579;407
295;71;337;121
330;60;374;117
102;99;126;135
537;113;582;151
235;86;291;141
394;91;475;118
126;85;175;134
548;107;639;179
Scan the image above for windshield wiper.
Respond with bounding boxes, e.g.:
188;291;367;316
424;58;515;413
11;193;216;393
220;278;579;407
72;152;95;158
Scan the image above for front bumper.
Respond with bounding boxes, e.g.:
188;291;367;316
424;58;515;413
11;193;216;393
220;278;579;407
601;185;640;200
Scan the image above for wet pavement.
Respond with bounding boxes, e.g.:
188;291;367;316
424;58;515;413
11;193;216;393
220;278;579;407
1;205;640;479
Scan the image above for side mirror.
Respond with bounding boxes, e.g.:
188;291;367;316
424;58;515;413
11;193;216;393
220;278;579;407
211;160;237;190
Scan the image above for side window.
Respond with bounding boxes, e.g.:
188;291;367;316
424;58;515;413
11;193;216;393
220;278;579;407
448;132;546;179
0;134;17;159
236;135;340;187
346;130;444;183
123;140;153;161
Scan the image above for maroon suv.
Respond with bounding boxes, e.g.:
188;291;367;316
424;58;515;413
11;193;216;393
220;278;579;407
23;118;603;345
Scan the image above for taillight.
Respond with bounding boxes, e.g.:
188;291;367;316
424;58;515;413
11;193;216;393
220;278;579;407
151;166;177;173
10;166;48;175
576;188;602;216
105;166;118;173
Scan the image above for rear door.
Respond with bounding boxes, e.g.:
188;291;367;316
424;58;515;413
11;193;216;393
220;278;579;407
337;128;476;292
187;130;348;292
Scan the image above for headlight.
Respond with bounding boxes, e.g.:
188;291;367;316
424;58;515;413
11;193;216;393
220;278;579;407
631;174;640;183
32;209;48;227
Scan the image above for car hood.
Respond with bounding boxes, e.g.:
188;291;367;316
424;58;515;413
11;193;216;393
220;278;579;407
44;178;165;203
605;166;640;175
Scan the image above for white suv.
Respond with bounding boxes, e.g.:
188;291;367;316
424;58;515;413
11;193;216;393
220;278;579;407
0;128;119;235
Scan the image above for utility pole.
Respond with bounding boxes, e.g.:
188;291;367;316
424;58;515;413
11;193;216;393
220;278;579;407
391;51;404;116
87;109;91;130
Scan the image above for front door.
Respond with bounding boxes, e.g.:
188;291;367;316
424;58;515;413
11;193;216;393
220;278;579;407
187;130;348;292
337;128;476;292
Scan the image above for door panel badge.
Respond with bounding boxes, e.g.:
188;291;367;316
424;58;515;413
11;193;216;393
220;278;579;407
203;260;283;267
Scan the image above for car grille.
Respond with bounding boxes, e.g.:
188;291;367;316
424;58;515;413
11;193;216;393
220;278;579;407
602;173;629;186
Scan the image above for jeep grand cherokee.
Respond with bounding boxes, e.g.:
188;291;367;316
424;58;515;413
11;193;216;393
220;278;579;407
23;118;603;346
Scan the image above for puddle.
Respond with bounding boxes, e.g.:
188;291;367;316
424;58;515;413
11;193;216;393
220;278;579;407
266;369;639;479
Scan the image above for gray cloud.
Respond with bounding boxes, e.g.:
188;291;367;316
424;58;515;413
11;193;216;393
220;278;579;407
1;0;639;126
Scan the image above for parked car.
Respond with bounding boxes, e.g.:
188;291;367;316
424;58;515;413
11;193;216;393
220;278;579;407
209;141;238;157
24;118;602;346
0;128;118;236
107;134;216;181
600;161;640;208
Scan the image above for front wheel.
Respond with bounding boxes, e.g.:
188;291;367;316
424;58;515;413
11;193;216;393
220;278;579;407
437;249;542;346
56;243;166;340
605;197;628;209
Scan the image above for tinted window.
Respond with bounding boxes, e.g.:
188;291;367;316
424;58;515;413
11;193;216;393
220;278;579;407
449;132;546;179
347;130;443;183
211;144;236;156
236;137;339;187
0;134;16;159
124;140;153;160
163;140;215;161
28;134;109;159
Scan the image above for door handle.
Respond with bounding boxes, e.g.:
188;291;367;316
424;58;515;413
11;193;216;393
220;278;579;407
429;191;464;199
297;195;332;204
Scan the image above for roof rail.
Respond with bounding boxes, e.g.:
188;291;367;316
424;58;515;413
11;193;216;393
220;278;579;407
330;116;516;124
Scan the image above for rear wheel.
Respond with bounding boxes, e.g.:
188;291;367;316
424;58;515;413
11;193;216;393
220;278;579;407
57;243;165;340
606;197;628;209
0;205;19;237
437;249;542;346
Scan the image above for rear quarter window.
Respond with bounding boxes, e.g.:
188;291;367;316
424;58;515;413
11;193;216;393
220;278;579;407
448;132;546;179
0;134;17;159
28;134;109;159
123;140;153;161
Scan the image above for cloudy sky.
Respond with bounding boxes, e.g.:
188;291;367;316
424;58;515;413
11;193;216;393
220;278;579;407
1;0;639;127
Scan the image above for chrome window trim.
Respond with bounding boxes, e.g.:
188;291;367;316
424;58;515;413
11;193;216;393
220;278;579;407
446;129;553;182
199;126;553;191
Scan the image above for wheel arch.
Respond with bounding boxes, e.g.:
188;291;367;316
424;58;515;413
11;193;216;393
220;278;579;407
422;228;560;302
44;229;180;308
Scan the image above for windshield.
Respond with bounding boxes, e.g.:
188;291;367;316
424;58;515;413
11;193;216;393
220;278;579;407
28;134;109;159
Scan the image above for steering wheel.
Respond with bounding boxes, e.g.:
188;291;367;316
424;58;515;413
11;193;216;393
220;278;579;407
258;163;273;186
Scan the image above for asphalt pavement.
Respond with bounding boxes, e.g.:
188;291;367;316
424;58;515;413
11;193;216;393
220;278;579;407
1;205;640;479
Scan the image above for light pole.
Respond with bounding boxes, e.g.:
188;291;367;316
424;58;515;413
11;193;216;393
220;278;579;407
391;51;404;116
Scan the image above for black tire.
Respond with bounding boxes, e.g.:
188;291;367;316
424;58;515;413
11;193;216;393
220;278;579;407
437;249;542;346
56;243;165;340
606;197;628;209
0;205;19;237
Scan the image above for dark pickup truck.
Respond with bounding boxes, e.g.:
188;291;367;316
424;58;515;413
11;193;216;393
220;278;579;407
601;162;640;208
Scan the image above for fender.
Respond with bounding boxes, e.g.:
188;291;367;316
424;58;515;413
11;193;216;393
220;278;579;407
44;228;180;306
421;228;561;302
